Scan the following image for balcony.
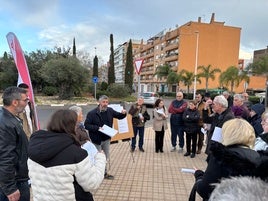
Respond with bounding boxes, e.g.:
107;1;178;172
165;54;178;62
164;43;178;52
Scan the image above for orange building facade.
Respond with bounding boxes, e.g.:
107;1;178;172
133;13;265;93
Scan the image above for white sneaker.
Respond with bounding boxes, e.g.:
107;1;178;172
170;147;176;152
178;148;183;153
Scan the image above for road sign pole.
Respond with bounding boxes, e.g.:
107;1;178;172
94;83;97;100
138;75;140;99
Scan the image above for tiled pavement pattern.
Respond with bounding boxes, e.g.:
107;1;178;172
93;126;208;201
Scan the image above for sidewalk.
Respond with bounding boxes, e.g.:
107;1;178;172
93;126;207;201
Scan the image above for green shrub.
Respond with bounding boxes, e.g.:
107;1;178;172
100;81;108;91
42;86;58;96
96;90;110;100
107;84;130;98
249;96;264;104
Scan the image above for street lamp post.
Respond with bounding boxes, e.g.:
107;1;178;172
193;31;199;100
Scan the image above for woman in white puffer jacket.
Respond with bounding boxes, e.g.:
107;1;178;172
28;109;106;201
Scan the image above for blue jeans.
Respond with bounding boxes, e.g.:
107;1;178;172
0;181;30;201
131;126;145;149
170;124;184;148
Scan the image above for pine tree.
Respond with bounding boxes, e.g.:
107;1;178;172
72;37;76;58
108;34;115;84
125;39;133;91
93;55;98;77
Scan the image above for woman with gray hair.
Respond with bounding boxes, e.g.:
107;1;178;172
69;105;90;144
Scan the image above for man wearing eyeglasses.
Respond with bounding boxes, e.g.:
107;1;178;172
0;86;30;201
168;91;187;153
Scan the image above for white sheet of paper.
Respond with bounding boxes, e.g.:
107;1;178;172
99;124;118;137
201;127;206;135
117;118;129;133
82;141;98;164
108;104;123;113
181;168;195;174
211;126;222;142
156;108;165;115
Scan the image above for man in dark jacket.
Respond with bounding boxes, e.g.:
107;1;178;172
203;95;234;155
84;95;127;180
0;86;30;201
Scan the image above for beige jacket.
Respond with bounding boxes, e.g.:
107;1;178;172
152;107;168;131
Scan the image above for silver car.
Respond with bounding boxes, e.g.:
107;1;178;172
140;92;159;106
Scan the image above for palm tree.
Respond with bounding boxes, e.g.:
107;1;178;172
180;69;201;95
197;64;221;92
219;66;249;94
249;55;268;106
154;64;179;91
154;64;171;78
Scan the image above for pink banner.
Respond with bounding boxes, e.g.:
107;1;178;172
6;32;40;129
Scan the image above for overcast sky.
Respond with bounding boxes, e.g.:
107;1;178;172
0;0;267;63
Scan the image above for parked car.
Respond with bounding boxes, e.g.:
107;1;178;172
255;92;266;98
140;92;159;106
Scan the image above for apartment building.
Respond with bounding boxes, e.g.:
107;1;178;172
114;40;141;84
133;13;243;93
246;46;268;91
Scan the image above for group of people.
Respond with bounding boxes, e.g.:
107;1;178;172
0;86;127;201
185;92;268;201
1;84;268;201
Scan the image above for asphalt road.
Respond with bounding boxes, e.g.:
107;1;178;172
36;98;173;129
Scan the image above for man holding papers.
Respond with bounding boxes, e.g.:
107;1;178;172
202;95;234;155
84;95;127;180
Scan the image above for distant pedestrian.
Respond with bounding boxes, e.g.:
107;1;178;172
168;91;187;153
152;99;168;153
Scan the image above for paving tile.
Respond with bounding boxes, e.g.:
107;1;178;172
93;126;207;201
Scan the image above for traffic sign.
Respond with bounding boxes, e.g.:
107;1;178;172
134;59;144;75
92;76;98;83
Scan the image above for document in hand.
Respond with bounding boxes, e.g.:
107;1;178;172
99;124;118;137
156;108;165;115
211;126;222;142
181;168;195;174
82;141;98;164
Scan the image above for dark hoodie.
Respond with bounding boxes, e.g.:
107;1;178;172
249;103;265;137
28;130;93;201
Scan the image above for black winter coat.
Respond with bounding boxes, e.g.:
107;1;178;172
193;142;261;200
203;108;234;154
84;106;126;145
0;107;29;196
182;108;200;134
